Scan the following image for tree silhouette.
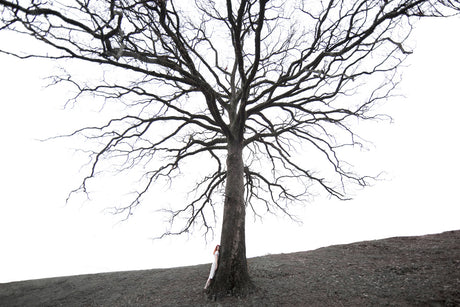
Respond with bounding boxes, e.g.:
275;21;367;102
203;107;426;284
1;0;458;298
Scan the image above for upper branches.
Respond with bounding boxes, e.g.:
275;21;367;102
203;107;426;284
231;0;455;213
1;0;458;236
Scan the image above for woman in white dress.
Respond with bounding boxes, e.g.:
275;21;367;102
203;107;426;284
204;244;220;289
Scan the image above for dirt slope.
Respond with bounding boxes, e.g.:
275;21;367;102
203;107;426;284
1;230;459;306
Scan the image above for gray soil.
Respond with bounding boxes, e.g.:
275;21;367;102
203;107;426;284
1;230;459;306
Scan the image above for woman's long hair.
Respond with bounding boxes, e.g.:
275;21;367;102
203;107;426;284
213;245;220;255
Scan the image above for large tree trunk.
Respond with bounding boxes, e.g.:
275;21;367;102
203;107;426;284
208;138;253;298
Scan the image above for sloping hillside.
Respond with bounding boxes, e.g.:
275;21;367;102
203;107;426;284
1;230;459;306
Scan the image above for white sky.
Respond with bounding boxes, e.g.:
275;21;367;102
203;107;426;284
1;17;459;283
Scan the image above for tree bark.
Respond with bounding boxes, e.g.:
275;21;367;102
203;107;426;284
208;137;253;297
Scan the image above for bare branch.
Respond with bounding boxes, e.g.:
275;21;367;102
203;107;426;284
1;0;456;240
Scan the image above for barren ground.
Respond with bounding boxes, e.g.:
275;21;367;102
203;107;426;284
1;230;459;306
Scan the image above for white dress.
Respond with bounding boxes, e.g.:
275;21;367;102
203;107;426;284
208;251;219;279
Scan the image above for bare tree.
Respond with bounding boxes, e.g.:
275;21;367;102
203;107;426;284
1;0;458;298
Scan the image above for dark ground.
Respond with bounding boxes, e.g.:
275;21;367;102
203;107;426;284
1;230;459;306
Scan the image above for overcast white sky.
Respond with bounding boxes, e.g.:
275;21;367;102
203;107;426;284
1;17;459;284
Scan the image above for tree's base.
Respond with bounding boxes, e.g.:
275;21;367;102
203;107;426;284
205;278;256;301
